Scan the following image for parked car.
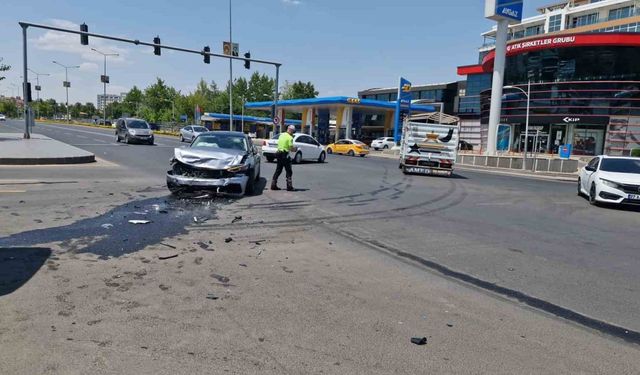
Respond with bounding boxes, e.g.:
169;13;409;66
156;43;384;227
262;133;326;164
115;118;154;145
371;137;395;150
0;113;6;121
148;123;161;131
325;139;369;157
96;119;111;126
180;125;209;142
458;140;474;151
166;131;261;196
578;155;640;206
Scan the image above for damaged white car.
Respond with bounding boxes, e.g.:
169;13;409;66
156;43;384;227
166;131;261;196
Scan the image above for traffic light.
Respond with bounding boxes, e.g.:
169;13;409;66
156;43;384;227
203;46;210;64
24;82;32;102
80;23;89;45
153;36;161;56
244;51;251;70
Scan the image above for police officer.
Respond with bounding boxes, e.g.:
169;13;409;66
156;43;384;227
271;125;297;191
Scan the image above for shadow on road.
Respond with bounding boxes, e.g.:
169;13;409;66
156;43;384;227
0;247;51;296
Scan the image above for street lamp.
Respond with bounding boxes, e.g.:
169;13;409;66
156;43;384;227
91;48;119;126
28;68;50;118
52;61;80;124
504;80;531;170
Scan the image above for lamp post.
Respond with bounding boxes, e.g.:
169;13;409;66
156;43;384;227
91;48;119;126
28;68;50;119
504;80;531;170
52;61;80;124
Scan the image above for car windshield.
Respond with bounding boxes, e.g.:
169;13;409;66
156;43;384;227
191;134;247;152
375;137;385;141
127;120;149;129
600;158;640;174
353;141;366;145
193;127;208;132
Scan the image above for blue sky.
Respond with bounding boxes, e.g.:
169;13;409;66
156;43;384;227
0;0;550;105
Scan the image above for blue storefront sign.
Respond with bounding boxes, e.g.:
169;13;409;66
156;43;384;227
559;144;573;159
393;77;412;143
497;124;511;151
486;0;523;23
179;114;188;122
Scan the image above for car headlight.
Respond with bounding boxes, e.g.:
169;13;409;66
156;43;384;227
227;164;249;173
128;129;136;135
600;178;621;189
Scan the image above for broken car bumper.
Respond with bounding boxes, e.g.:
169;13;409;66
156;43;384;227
166;171;248;195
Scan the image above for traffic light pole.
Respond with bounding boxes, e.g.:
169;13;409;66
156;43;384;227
18;21;283;137
21;24;30;139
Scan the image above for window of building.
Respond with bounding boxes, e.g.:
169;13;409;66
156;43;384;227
513;30;525;39
389;92;398;101
411;91;420;100
548;14;562;32
376;93;391;102
572;13;599;28
609;6;633;21
525;25;543;37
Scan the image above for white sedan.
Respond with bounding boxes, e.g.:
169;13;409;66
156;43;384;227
180;125;209;142
578;155;640;205
370;137;395;150
261;133;326;164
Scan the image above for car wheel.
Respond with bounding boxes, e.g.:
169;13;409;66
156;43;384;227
245;171;256;195
294;152;302;164
180;136;185;142
577;178;583;196
318;151;326;163
383;145;389;149
124;134;130;144
115;134;120;143
348;150;355;157
326;148;333;154
266;156;274;163
589;183;598;206
360;154;366;157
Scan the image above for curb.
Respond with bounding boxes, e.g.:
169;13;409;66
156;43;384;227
455;165;577;182
35;120;181;138
0;154;96;165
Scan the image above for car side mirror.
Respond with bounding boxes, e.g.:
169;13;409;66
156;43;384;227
585;166;595;172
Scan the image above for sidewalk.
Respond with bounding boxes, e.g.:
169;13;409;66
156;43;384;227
0;133;95;165
368;150;578;182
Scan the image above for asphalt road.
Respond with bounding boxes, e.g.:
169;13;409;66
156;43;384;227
3;119;640;337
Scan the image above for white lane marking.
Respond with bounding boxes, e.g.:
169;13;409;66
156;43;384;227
475;202;514;206
40;124;115;139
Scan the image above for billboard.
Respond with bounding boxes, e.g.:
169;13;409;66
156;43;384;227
497;124;512;151
485;0;523;23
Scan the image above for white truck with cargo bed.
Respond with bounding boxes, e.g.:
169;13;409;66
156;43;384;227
399;121;458;177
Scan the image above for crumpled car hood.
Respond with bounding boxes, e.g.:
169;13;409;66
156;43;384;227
174;147;245;169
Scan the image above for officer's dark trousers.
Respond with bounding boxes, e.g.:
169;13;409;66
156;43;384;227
272;151;292;182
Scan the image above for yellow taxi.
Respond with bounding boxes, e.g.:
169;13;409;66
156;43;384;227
325;139;369;157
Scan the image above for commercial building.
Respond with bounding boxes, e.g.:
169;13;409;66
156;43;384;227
97;93;121;111
458;0;640;156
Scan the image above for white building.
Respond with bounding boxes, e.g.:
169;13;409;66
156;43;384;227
97;94;121;111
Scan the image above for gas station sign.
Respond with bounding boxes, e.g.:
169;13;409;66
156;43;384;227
485;0;524;23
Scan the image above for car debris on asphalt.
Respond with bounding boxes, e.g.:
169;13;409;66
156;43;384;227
158;254;178;260
410;337;427;345
231;215;242;223
206;293;219;300
128;219;151;225
100;223;114;229
225;237;233;243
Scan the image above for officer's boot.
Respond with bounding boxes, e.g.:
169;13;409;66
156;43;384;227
271;180;281;191
286;178;294;191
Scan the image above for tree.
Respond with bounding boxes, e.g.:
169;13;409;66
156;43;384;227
142;78;178;122
281;80;318;100
121;86;143;116
0;98;17;116
0;58;10;82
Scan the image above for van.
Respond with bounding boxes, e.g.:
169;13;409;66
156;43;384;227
115;118;154;145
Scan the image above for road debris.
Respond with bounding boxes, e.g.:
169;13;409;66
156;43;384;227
128;220;151;225
100;223;114;229
158;254;178;260
210;274;230;283
206;293;219;300
160;243;176;249
225;237;233;243
446;323;453;327
239;263;247;267
231;215;243;223
410;337;427;345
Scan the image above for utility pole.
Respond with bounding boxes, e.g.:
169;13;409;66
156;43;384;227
52;61;79;124
228;0;234;131
28;69;50;119
91;48;119;126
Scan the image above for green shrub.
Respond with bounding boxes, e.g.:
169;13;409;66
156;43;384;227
632;149;640;157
